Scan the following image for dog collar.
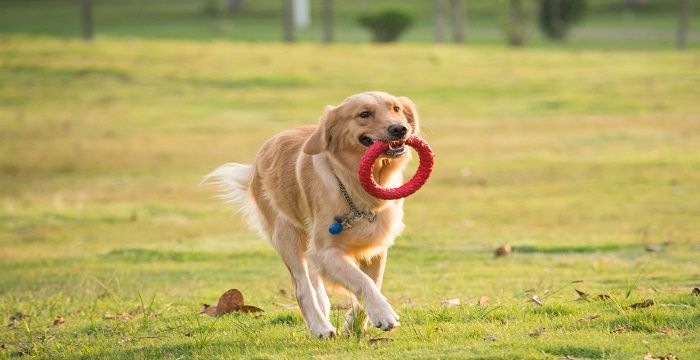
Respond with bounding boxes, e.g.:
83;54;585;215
328;175;376;235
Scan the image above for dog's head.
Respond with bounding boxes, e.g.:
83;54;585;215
303;91;420;158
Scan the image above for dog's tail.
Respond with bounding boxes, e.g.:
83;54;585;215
204;163;267;238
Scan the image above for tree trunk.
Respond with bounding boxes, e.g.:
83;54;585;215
282;0;295;42
434;0;446;43
449;0;465;43
322;0;333;43
677;0;690;50
80;0;93;41
508;0;525;46
225;0;244;12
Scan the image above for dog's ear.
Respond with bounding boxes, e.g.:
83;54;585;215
303;105;337;155
398;96;420;135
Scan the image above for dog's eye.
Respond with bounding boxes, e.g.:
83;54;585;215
359;111;372;118
393;106;400;112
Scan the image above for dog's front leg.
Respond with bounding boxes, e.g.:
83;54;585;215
314;247;399;331
344;250;388;331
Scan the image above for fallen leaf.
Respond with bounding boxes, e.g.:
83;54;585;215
52;316;65;326
201;288;264;316
528;295;543;306
483;334;497;341
184;332;193;337
595;294;611;300
571;280;584;284
645;244;663;252
692;287;700;296
578;314;600;322
368;337;392;346
9;312;25;321
215;289;244;313
0;344;5;349
528;327;545;337
442;298;460;308
644;353;679;360
495;244;511;257
239;305;264;313
630;299;654;309
574;289;590;301
478;296;489;306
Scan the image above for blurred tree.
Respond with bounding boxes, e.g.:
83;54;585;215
507;0;525;46
677;0;690;50
225;0;244;13
434;0;446;43
322;0;333;43
282;0;295;42
80;0;93;40
358;9;414;43
538;0;586;40
449;0;465;43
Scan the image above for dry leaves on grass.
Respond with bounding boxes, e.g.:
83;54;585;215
483;334;497;342
574;289;590;301
442;298;460;308
528;295;543;306
578;314;600;322
596;294;611;300
528;327;545;337
494;244;511;257
644;353;679;360
478;296;489;306
52;316;64;326
629;299;655;309
368;337;392;346
692;287;700;296
200;289;263;316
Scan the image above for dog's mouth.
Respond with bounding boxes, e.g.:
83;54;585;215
359;135;406;158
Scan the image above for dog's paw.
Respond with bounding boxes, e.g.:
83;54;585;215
309;323;337;339
365;301;400;331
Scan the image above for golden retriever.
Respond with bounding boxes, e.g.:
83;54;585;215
207;91;419;338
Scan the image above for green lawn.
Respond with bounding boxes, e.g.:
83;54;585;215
1;36;699;359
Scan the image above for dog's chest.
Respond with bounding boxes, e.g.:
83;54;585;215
339;204;405;254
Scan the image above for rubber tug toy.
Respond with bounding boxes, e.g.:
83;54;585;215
328;135;434;235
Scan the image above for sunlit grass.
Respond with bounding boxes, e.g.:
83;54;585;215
0;36;699;358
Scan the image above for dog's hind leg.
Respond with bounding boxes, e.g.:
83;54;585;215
308;265;331;319
271;219;336;338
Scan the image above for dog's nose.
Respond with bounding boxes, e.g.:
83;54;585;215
387;124;408;140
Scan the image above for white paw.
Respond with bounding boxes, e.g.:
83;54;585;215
365;300;400;331
309;323;337;339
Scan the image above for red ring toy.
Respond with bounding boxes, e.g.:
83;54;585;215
359;135;434;200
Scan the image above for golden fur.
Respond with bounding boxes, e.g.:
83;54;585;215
207;91;420;337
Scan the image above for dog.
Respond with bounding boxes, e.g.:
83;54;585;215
207;91;419;338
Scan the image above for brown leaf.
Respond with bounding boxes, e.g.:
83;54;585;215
495;244;511;257
578;314;600;322
184;332;193;337
528;327;545;337
368;337;392;346
692;287;700;296
575;289;590;301
595;294;611;300
239;305;264;313
644;353;679;360
571;280;584;284
442;298;460;308
200;303;218;316
9;312;25;321
478;296;489;306
215;289;244;314
645;244;663;253
528;295;543;306
483;334;497;341
630;299;654;309
52;316;65;326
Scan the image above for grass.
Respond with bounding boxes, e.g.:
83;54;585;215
1;35;700;358
0;0;698;49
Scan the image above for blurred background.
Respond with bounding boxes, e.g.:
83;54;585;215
0;0;698;48
1;1;699;358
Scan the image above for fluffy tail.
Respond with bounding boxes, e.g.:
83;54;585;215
204;163;266;237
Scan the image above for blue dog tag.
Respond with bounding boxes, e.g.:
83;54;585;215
328;222;343;234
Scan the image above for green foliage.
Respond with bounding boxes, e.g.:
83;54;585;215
357;8;414;43
538;0;587;40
